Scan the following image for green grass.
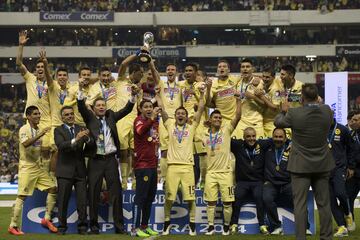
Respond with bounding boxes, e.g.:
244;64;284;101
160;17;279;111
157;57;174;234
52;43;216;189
0;195;359;239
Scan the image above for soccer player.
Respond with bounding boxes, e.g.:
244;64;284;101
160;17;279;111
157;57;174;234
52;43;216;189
157;83;206;236
116;54;146;189
279;64;303;109
203;97;242;236
230;127;268;234
233;59;265;139
16;31;52;160
132;100;161;237
328;118;356;237
141;61;160;101
346;111;360;231
64;66;93;126
8;106;57;235
158;63;181;184
255;66;283;137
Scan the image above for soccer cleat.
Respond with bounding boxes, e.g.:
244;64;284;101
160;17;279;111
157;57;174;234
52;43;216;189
162;221;171;235
145;227;159;236
189;222;196;236
222;224;230;236
260;225;270;235
306;228;313;235
345;213;354;231
8;227;24;235
205;225;215;235
271;227;284;235
333;225;348;237
41;218;58;233
230;224;238;235
135;228;150;237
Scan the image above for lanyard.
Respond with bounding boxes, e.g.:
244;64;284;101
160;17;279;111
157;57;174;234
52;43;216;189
184;83;195;102
36;80;46;99
167;81;176;100
175;124;186;143
30;127;37;138
209;130;219;151
239;80;250;98
100;83;109;101
354;132;359;144
59;89;67;105
327;123;337;144
275;147;285;166
245;148;256;159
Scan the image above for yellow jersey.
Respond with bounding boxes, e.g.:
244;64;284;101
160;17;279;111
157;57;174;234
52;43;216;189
64;83;91;126
19;123;41;165
165;119;198;165
203;124;234;173
210;75;239;121
23;72;51;125
263;78;283;121
116;76;143;118
159;80;182;119
86;81;119;111
179;80;207;120
48;81;71;127
280;79;303;109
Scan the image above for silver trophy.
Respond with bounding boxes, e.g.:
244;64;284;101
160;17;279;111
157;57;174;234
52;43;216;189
138;32;154;63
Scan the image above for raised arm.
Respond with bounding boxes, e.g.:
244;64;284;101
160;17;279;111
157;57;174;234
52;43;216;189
16;30;29;76
77;90;94;123
148;60;160;85
118;54;138;78
155;86;169;123
274;100;292;128
231;98;242;129
205;77;216;108
38;49;54;88
194;84;206;124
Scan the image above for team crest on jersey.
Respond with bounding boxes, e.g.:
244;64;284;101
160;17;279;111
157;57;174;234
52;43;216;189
283;151;289;157
105;87;117;99
143;176;149;182
335;128;341;135
255;144;260;155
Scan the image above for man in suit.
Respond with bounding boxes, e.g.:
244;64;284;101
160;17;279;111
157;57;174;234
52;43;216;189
274;83;335;240
77;69;139;234
54;106;91;235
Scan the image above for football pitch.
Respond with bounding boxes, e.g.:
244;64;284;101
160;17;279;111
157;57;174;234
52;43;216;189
0;195;359;240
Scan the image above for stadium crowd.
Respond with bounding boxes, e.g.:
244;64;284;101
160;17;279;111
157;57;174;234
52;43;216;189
0;26;357;46
0;0;359;12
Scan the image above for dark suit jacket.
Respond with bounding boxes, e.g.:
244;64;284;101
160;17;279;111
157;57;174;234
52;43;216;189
77;98;135;157
54;124;90;179
274;104;335;173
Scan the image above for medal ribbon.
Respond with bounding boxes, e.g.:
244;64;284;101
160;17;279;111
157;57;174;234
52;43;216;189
175;124;186;143
167;81;176;100
59;89;67;105
209;130;219;151
36;80;46;99
327;122;337;145
100;83;109;102
184;83;195;102
245;148;256;160
275;147;285;167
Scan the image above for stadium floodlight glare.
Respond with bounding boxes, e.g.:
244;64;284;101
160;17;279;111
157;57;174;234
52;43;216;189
306;55;317;61
224;29;234;32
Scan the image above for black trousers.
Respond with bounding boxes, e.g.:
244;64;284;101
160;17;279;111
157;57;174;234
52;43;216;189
263;182;292;230
88;154;124;231
57;176;87;233
330;167;350;226
346;176;360;220
133;168;157;228
230;181;265;226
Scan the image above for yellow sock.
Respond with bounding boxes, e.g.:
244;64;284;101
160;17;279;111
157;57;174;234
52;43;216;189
223;204;233;226
160;157;167;178
188;200;196;223
10;197;24;227
164;200;173;222
44;193;56;220
207;205;215;226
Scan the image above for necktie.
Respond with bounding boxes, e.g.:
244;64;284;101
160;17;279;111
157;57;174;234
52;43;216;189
70;127;75;139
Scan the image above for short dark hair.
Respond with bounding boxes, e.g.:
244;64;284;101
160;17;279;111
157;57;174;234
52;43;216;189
263;65;275;77
210;109;222;118
301;83;318;102
25;105;39;116
99;66;110;74
56;67;68;75
36;59;44;65
347;110;357;120
166;63;177;69
241;58;253;66
93;97;106;106
79;66;91;76
175;106;188;117
60;106;73;116
281;64;296;77
139;99;153;109
218;59;230;68
129;63;142;75
272;127;286;137
185;62;198;72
